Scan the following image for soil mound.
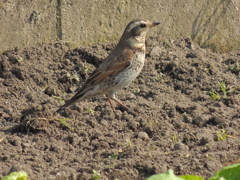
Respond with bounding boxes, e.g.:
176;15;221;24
0;37;239;179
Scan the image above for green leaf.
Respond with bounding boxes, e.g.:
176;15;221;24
147;169;183;180
1;171;28;180
209;163;240;180
179;175;204;180
58;118;74;131
52;95;65;103
92;170;101;180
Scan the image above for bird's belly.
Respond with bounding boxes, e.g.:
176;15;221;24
109;53;145;89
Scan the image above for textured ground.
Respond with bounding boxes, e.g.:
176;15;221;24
0;37;240;179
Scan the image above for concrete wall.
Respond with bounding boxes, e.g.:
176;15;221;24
0;0;239;53
0;0;57;52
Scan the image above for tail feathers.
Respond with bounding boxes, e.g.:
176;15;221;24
56;91;85;113
56;99;75;113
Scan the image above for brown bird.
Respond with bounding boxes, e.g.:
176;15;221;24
56;19;160;112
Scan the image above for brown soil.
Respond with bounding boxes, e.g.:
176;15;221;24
0;37;240;180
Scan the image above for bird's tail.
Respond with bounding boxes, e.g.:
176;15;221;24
56;90;85;113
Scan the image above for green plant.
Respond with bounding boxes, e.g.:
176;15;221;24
1;171;28;180
147;163;240;180
108;153;119;160
217;127;227;141
58;118;74;131
52;96;65;103
209;81;236;100
2;163;240;180
179;175;204;180
92;170;101;180
87;108;95;115
218;82;227;98
209;90;221;100
135;88;141;94
172;134;180;143
147;169;183;180
209;163;240;180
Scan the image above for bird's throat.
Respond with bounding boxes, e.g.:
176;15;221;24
128;36;146;50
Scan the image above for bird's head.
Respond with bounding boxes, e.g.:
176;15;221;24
118;19;160;49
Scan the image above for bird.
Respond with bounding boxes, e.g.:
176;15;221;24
56;19;160;113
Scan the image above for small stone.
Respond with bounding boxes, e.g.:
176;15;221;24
150;46;161;57
186;52;198;58
192;116;206;127
138;131;149;140
126;93;136;100
173;143;189;151
44;87;57;96
21;142;31;148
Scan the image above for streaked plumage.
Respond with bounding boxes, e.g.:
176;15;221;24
56;19;160;112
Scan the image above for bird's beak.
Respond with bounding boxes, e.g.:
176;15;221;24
147;21;160;28
153;21;160;26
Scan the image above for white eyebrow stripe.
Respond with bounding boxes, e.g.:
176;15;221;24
126;20;145;32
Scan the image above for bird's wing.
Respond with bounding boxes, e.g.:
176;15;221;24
85;48;135;86
56;48;135;112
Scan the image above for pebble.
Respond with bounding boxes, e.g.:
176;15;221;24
150;46;161;57
192;116;206;127
173;143;189;151
186;51;198;58
138;131;149;140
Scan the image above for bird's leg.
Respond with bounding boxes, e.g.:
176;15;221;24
112;98;129;110
106;95;116;112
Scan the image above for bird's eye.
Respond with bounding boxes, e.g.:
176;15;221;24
140;23;146;28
